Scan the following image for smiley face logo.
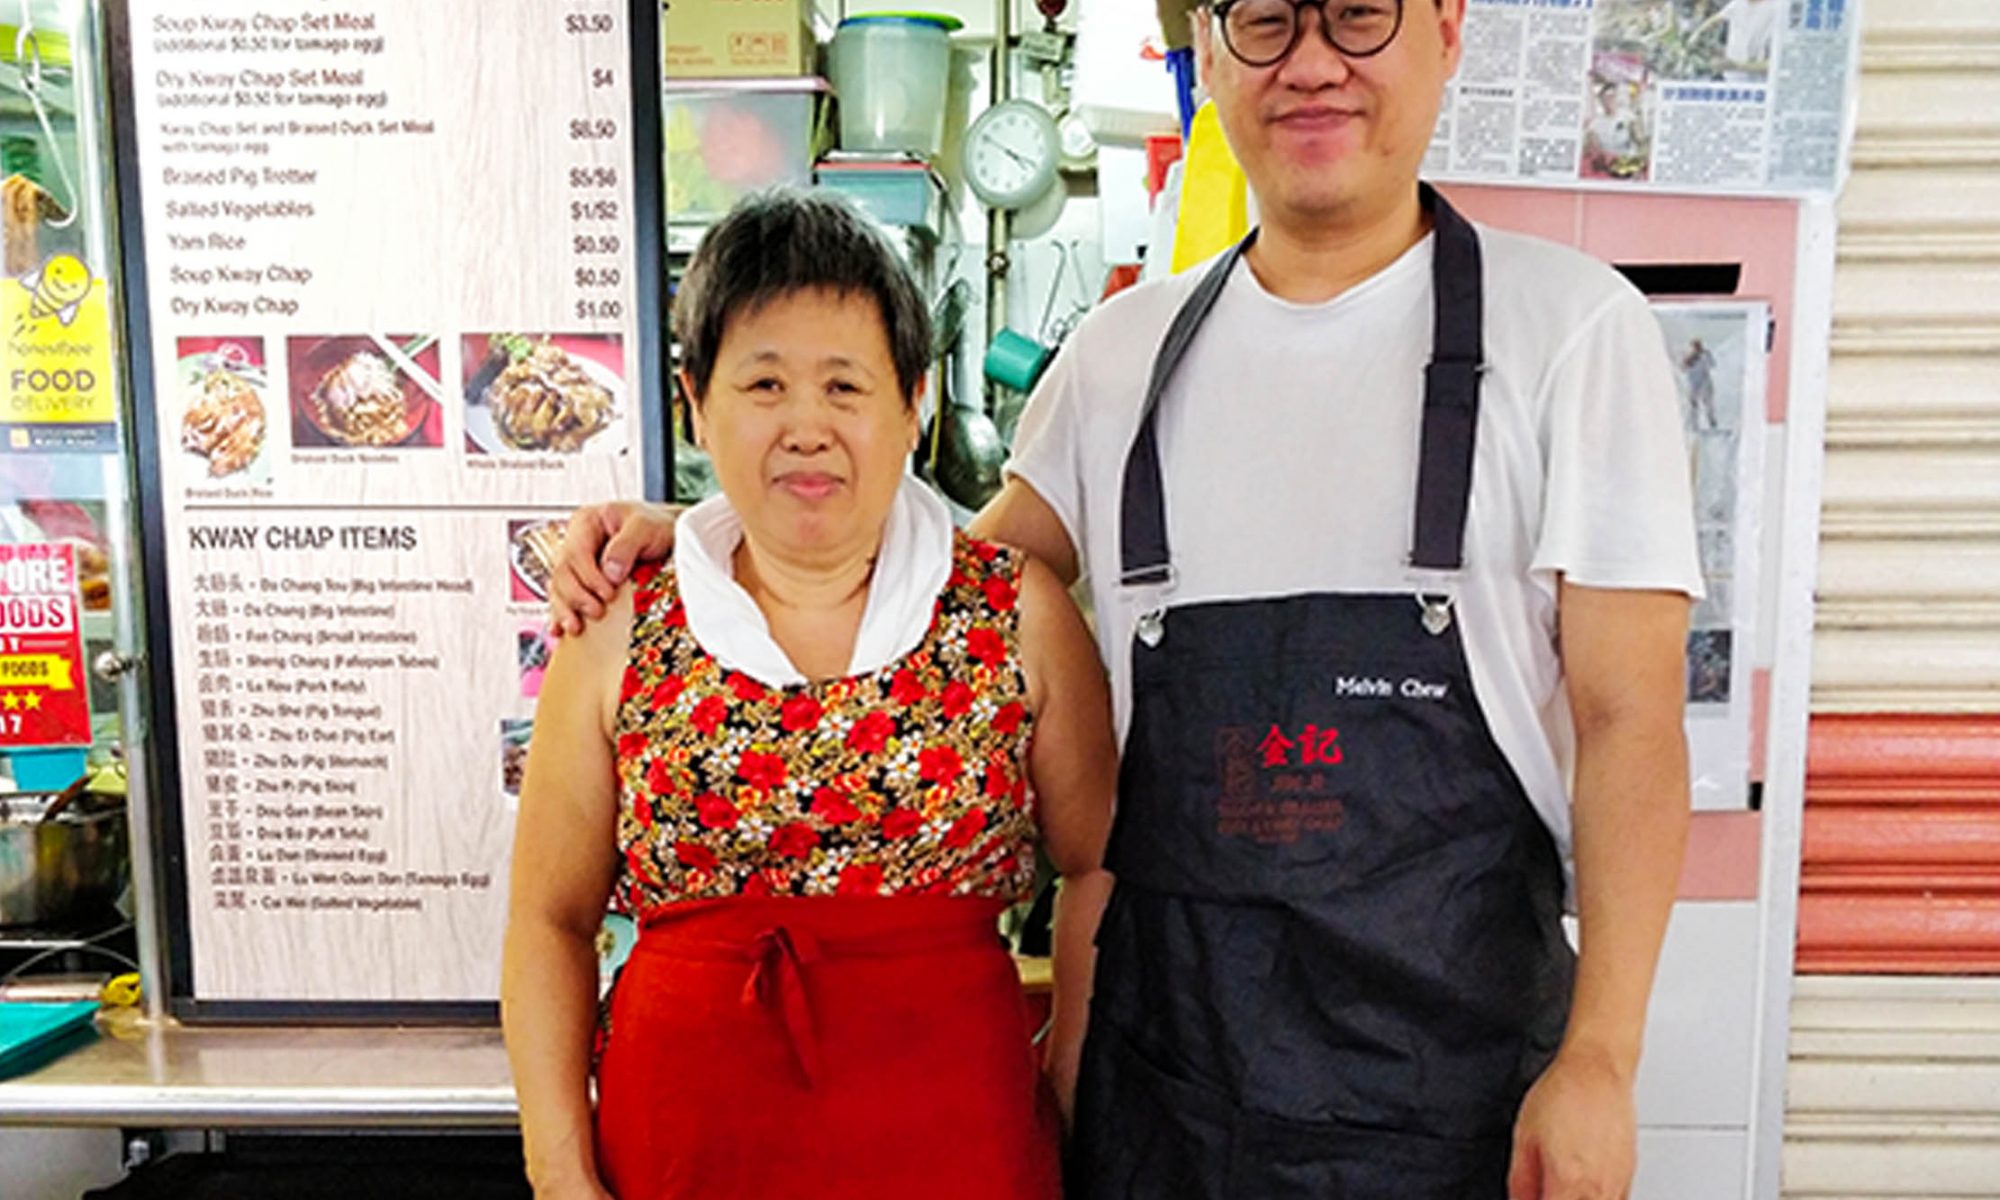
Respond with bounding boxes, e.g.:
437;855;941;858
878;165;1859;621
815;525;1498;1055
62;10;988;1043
23;254;92;327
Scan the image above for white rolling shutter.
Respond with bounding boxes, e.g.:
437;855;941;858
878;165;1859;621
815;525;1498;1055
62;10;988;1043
1814;0;2000;713
1787;0;2000;1195
1786;978;2000;1197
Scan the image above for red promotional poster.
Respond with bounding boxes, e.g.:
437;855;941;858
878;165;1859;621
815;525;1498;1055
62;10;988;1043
0;543;91;746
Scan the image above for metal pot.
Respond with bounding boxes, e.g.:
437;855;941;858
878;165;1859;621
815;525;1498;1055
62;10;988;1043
0;794;129;927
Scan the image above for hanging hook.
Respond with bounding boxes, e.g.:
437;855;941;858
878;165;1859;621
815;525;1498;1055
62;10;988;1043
1035;240;1071;346
9;6;80;231
1039;240;1089;347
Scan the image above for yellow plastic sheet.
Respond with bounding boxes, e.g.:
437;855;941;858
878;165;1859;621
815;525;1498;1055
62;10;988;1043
1170;101;1250;274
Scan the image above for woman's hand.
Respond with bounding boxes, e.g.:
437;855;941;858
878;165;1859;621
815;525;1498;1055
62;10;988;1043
549;501;682;635
1044;1028;1085;1131
1014;553;1116;1141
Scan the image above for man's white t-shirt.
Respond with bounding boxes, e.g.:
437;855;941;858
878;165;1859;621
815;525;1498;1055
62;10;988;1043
1006;223;1703;891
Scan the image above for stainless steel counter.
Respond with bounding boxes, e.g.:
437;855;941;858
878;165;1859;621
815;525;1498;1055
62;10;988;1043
0;958;1053;1128
0;1009;517;1128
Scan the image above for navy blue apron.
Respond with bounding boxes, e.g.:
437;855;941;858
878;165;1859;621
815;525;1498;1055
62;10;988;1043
1069;186;1575;1199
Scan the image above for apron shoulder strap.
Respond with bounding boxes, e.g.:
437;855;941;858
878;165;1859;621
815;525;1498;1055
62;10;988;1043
1119;236;1254;588
1410;185;1486;572
1116;185;1487;587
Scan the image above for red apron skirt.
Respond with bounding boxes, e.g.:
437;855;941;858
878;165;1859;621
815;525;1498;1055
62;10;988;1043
594;896;1061;1200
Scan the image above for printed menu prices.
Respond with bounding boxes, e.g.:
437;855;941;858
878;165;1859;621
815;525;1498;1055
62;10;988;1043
126;1;648;1004
1426;0;1859;196
176;525;491;929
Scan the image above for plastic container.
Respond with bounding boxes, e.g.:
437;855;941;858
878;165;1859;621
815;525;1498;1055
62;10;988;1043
828;14;958;157
0;794;128;927
814;160;943;230
664;79;826;226
983;329;1052;394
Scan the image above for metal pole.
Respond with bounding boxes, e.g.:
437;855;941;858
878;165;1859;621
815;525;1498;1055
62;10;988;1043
984;0;1013;348
73;0;169;1023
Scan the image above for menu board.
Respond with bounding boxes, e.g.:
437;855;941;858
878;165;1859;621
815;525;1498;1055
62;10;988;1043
113;0;660;1012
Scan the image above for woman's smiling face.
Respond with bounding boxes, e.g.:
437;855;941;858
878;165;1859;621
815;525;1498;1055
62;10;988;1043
687;287;921;562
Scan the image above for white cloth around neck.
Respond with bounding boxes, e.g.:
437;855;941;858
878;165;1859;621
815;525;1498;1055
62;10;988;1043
671;476;956;687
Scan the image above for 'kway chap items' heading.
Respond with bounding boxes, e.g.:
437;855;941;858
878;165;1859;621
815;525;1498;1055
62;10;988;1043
188;523;417;552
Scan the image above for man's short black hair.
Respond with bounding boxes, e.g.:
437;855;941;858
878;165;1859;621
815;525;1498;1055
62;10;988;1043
672;188;932;407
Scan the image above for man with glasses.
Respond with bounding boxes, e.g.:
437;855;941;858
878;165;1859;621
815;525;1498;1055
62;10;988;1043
551;3;1698;1196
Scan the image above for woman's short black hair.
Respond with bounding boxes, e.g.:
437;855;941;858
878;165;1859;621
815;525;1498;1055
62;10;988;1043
673;188;932;406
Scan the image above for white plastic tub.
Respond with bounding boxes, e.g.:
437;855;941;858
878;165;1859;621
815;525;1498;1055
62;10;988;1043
828;14;957;157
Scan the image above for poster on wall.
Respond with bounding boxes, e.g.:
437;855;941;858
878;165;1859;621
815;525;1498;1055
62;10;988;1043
2;185;120;453
1652;301;1770;811
1426;0;1859;197
0;543;91;747
111;0;662;1015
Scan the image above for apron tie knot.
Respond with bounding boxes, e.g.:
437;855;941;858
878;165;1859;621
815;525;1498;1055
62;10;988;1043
743;925;822;1088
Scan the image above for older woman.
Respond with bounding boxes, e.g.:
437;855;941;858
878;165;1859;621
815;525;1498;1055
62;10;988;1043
501;190;1114;1200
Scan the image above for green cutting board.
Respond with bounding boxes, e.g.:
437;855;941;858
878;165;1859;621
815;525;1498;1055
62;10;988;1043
0;1000;98;1079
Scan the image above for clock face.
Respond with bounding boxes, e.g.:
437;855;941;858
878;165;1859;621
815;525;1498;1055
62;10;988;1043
964;100;1059;210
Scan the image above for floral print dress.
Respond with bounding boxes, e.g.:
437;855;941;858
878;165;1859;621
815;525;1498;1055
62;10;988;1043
590;531;1062;1200
610;529;1039;910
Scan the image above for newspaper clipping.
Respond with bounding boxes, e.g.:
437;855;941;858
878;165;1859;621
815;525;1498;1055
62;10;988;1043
1428;0;1858;195
1653;302;1771;810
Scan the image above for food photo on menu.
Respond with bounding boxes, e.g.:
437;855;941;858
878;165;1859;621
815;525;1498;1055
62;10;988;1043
506;515;565;603
176;336;272;481
518;623;552;699
286;333;446;449
499;717;533;802
461;332;625;455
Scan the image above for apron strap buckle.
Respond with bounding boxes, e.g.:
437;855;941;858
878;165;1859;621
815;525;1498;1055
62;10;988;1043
1121;563;1177;589
1417;593;1455;636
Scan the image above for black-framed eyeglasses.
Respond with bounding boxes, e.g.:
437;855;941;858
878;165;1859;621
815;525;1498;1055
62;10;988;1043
1211;0;1405;68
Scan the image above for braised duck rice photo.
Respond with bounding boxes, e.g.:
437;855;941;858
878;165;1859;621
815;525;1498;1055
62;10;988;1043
181;368;266;477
